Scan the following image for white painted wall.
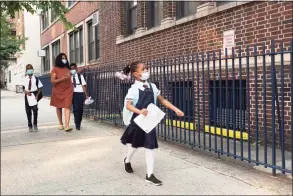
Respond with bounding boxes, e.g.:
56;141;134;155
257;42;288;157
6;60;22;92
22;11;42;75
6;11;42;91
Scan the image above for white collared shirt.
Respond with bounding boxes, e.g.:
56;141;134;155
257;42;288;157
23;75;43;92
122;80;161;126
71;73;87;93
126;80;161;101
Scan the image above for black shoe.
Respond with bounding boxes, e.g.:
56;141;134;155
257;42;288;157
33;125;38;131
28;127;33;132
145;174;162;186
76;126;81;130
124;158;133;173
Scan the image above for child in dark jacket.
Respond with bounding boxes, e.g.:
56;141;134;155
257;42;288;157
22;64;43;132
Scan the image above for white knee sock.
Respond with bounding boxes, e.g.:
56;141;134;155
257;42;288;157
125;144;136;163
145;149;155;178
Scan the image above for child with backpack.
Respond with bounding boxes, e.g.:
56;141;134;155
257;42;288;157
118;61;184;186
22;64;43;132
70;63;89;130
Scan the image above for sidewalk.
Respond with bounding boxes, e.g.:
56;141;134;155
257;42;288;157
1;90;292;195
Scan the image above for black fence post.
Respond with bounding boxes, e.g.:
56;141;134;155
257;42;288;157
271;40;277;176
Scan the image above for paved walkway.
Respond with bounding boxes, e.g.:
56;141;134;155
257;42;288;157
1;90;292;195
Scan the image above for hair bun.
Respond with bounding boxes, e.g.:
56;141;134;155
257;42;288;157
122;64;131;75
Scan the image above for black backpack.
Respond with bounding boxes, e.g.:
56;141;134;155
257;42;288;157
74;73;82;85
77;73;82;85
35;77;43;102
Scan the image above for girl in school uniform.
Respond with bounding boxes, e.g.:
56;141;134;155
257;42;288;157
119;61;184;186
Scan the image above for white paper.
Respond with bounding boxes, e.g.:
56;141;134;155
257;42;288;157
134;103;166;134
27;93;38;106
85;96;94;105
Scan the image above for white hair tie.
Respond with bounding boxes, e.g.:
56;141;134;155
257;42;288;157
115;71;131;81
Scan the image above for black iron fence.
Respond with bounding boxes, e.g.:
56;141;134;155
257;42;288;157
82;40;293;176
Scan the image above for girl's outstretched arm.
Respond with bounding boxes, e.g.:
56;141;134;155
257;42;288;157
157;95;184;117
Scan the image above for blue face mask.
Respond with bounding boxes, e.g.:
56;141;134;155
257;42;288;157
62;59;67;64
70;70;76;75
26;69;34;75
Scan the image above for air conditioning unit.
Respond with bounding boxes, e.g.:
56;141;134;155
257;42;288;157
38;50;46;57
92;12;99;26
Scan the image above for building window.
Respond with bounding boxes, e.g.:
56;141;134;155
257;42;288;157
69;34;74;63
209;80;246;130
147;1;163;29
68;0;76;8
69;27;83;64
176;1;201;19
95;25;100;60
126;1;137;35
87;21;94;61
8;71;11;83
42;47;50;73
41;11;49;30
217;1;230;6
51;9;57;22
87;20;100;62
52;40;60;63
11;30;16;36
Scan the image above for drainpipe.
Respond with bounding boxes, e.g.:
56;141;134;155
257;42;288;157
38;11;43;76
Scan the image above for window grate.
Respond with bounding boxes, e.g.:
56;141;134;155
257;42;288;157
209;80;247;130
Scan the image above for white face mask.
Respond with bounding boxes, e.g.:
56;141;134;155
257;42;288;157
62;59;67;64
141;72;150;81
26;69;34;75
70;70;76;75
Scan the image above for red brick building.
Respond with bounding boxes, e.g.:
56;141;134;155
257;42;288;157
40;1;293;153
40;1;292;69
